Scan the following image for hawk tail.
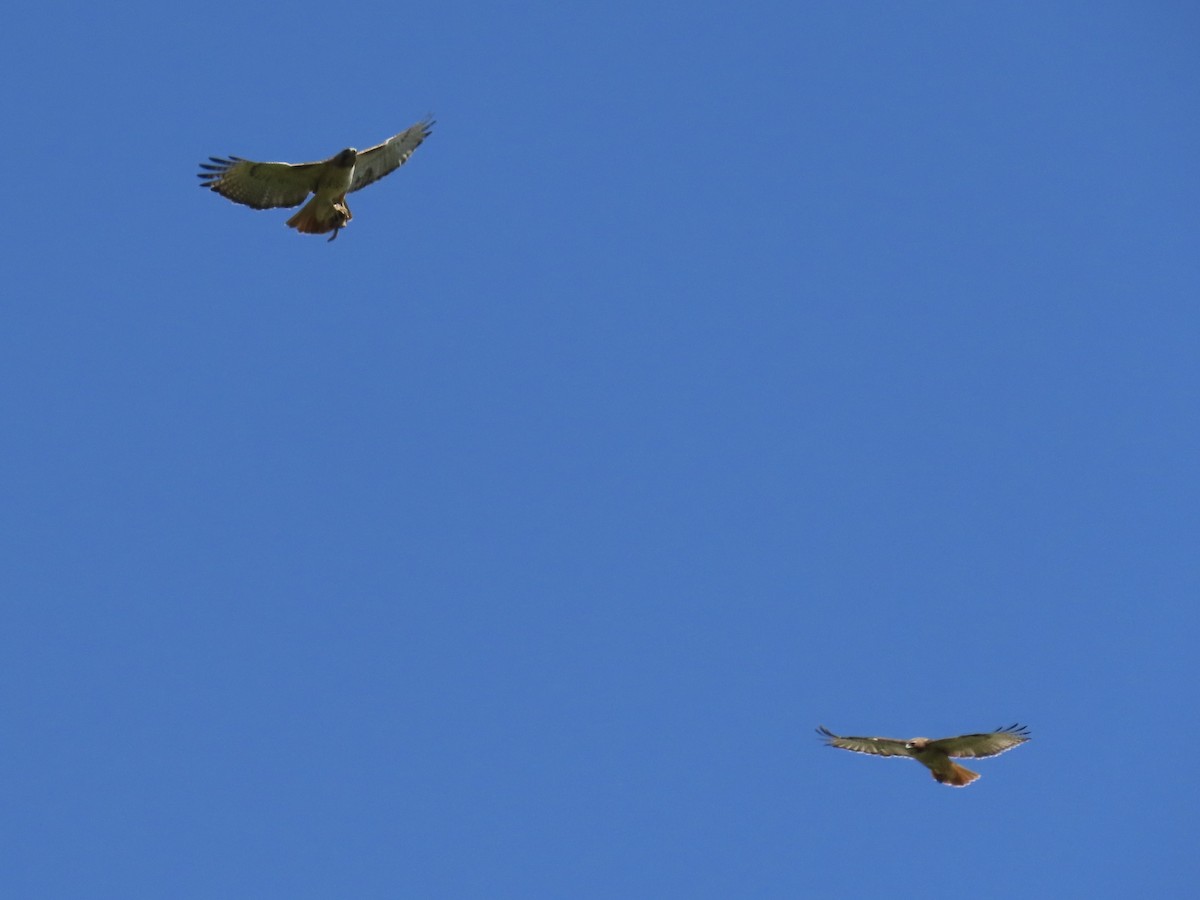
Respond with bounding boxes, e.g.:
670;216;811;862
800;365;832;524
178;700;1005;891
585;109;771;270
285;197;352;236
933;761;980;787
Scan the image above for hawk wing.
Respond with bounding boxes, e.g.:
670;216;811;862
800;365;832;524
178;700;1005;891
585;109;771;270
929;724;1031;758
816;726;913;758
349;118;434;194
198;157;327;210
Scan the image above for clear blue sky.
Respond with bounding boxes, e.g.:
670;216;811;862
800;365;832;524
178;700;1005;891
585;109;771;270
3;2;1197;896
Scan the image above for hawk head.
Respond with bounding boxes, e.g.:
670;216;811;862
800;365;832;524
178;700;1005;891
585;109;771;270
334;148;358;167
905;738;931;750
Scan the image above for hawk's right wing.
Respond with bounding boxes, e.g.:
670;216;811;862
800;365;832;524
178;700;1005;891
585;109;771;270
349;118;434;194
930;724;1031;759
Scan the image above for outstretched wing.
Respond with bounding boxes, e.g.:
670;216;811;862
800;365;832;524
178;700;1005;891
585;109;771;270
930;724;1031;758
816;726;913;758
349;118;434;194
198;157;326;210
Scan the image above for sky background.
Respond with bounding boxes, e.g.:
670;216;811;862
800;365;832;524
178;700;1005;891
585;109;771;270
2;1;1198;896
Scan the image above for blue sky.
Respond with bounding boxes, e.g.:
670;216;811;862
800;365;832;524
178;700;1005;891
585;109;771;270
2;1;1198;896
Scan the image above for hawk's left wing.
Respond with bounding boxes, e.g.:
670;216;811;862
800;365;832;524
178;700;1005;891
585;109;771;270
349;118;434;194
816;726;913;758
198;158;325;210
931;724;1031;758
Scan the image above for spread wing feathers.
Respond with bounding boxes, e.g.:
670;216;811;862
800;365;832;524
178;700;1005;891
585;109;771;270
350;118;434;194
816;726;913;758
197;158;326;210
929;724;1031;758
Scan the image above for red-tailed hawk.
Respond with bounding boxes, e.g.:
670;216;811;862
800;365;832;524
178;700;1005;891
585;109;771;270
817;724;1030;787
198;118;433;241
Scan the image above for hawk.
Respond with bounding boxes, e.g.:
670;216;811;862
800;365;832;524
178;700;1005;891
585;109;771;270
198;118;433;241
816;724;1030;787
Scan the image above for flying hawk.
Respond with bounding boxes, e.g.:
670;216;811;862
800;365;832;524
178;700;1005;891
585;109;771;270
198;118;433;241
817;724;1030;787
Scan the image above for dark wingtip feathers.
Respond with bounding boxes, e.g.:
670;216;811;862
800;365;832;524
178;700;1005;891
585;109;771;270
197;156;238;188
995;723;1032;739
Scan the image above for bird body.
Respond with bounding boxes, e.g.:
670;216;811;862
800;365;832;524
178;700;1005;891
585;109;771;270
817;724;1031;787
198;119;433;241
284;148;357;237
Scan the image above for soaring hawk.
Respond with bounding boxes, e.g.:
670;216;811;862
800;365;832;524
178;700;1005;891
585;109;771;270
198;118;433;241
816;724;1031;787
